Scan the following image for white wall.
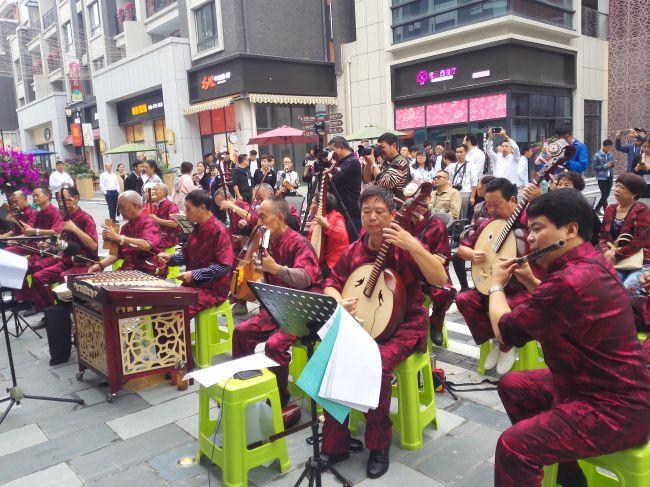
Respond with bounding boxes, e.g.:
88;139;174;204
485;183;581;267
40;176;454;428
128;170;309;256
16;92;70;155
93;37;201;168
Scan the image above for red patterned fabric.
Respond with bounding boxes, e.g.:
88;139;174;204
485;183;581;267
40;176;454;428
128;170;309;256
119;213;162;272
631;295;649;332
599;202;650;261
232;228;322;401
306;210;350;268
35;203;63;233
228;199;253;237
11;205;37;235
30;261;92;311
180;215;234;317
60;207;98;267
154;198;181;249
496;369;650;486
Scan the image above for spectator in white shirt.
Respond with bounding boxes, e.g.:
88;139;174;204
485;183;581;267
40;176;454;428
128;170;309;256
248;149;259;177
48;160;74;196
445;144;478;204
276;157;300;195
464;134;487;178
99;161;121;222
410;151;436;185
517;145;532;189
485;129;523;188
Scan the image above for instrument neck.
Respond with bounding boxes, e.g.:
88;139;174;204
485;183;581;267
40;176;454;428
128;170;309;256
363;214;401;297
493;199;527;253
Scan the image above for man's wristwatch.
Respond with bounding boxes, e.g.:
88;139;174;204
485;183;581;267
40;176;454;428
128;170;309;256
120;235;125;245
35;228;40;236
488;285;505;295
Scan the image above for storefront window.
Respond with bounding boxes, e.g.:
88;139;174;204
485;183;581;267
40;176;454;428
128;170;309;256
195;2;220;53
125;124;144;143
511;93;529;116
583;100;602;177
530;94;555;118
555;96;571;117
154;119;168;164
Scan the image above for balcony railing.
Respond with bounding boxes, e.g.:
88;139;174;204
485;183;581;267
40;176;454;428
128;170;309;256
392;0;574;44
145;0;177;18
115;6;137;34
581;6;608;40
42;7;57;31
47;54;61;72
24;19;41;44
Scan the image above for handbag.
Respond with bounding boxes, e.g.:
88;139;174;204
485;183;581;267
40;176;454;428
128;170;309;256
608;233;644;270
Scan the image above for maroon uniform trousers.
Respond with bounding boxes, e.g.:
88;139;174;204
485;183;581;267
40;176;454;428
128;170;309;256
232;227;322;404
495;244;650;486
321;236;429;454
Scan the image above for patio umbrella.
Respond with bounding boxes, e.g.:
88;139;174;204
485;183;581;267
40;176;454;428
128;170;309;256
29;149;57;156
247;125;318;145
103;143;158;154
346;125;406;142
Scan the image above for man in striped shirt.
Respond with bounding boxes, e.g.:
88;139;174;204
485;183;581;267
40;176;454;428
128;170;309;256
362;132;410;199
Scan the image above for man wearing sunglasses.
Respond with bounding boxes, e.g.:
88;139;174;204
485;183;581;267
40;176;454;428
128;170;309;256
430;170;462;219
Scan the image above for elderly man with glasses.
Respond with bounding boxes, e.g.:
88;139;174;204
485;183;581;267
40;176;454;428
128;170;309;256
430;170;462;219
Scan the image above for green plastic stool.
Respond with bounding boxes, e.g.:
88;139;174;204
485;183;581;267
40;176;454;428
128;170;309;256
112;259;124;271
349;344;438;451
542;438;650;487
165;246;180;280
288;342;309;397
197;369;291;487
477;340;546;375
193;300;234;368
423;296;449;349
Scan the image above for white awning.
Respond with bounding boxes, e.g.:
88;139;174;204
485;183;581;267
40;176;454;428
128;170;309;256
183;96;234;115
248;93;338;105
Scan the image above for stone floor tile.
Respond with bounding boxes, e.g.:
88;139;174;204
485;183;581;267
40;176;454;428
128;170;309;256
0;462;83;487
449;401;511;432
106;392;199;440
87;464;164;487
421;408;466;441
357;462;443;487
449;461;494;487
0;423;48;458
137;380;199;406
147;443;204;484
176;414;199;439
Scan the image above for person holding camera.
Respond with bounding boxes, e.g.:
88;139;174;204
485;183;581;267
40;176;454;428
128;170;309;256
445;144;478;204
632;139;650;197
616;128;647;172
485;128;525;188
361;132;410;199
328;136;362;240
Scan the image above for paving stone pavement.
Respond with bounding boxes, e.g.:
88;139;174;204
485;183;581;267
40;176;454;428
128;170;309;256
0;196;512;486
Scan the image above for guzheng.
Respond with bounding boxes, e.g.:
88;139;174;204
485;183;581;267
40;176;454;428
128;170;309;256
68;271;197;402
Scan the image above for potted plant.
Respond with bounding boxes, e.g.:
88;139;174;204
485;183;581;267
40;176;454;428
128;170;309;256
157;159;177;195
65;157;97;200
0;148;46;199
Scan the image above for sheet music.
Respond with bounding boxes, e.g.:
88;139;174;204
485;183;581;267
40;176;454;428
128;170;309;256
0;249;28;290
183;353;279;387
170;213;195;234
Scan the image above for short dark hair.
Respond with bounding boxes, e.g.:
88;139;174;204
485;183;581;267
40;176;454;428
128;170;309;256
480;174;496;186
377;132;398;147
485;177;518;201
443;150;456;162
55;160;64;165
423;141;431;148
203;153;213;160
61;186;79;198
456;144;468;153
359;185;396;212
616;172;647;199
527;188;593;242
603;139;614;147
180;161;193;174
521;144;531;154
555;123;573;138
556;171;585;191
261;153;271;161
185;189;212;209
314;192;339;213
238;153;248;164
133;160;144;168
249;149;257;156
36;186;52;198
267;195;291;222
435;142;445;148
328;136;352;151
437;170;450;178
464;134;478;146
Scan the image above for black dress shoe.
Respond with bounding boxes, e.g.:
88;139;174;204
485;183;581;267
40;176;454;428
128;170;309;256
367;446;390;479
22;306;41;318
32;318;47;330
431;329;444;346
322;452;350;465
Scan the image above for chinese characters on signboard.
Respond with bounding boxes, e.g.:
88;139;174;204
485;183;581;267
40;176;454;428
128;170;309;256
416;67;457;85
68;60;83;102
201;71;231;90
131;101;164;116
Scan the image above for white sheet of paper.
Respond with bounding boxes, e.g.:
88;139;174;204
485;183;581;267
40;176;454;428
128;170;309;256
0;249;28;290
317;307;339;339
318;307;382;410
183;353;279;388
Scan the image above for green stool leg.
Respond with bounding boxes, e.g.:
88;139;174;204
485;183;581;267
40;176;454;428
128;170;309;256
541;464;558;487
195;300;235;368
442;321;449;349
477;341;492;375
165;246;181;280
288;344;308;397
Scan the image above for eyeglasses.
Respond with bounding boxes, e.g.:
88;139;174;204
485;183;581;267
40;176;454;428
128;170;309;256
433;175;447;179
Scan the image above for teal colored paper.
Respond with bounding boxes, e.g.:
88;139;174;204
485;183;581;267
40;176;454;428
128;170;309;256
295;307;351;423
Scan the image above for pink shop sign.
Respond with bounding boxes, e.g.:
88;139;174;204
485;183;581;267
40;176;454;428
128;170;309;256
426;99;468;126
469;93;507;121
395;105;426;130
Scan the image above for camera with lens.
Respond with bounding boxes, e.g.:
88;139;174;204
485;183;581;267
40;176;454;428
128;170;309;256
358;144;381;158
310;147;334;173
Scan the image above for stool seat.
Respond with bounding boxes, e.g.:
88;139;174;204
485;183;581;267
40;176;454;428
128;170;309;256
349;343;438;451
165;246;180;280
543;438;650;487
477;340;546;375
192;300;234;368
197;368;290;487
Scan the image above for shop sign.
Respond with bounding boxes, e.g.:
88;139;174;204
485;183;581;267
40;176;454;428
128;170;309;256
116;90;164;125
201;71;231;91
82;123;94;147
472;70;491;79
68;60;83;102
70;123;83;147
416;66;457;85
131;101;164;116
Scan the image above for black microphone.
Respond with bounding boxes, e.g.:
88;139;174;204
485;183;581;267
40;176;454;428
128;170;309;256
62;241;81;256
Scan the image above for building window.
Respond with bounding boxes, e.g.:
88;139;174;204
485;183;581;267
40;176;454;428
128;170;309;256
581;1;608;40
63;22;74;52
154;118;168;164
125;123;144;143
391;0;574;44
195;2;219;53
584;100;601;177
14;59;22;83
88;2;101;37
92;56;105;71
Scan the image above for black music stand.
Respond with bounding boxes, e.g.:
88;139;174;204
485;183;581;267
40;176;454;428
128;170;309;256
0;285;84;425
2;289;40;338
249;282;351;487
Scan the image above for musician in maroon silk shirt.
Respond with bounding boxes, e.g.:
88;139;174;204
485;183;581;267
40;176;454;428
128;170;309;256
27;187;98;323
157;190;234;318
89;191;162;274
231;196;322;406
488;189;650;487
150;184;180;249
321;186;447;479
0;190;37;238
455;178;534;374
